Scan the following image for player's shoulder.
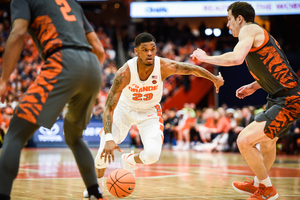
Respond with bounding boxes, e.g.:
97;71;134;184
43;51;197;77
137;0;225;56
113;63;130;86
116;62;130;79
159;56;172;67
241;23;263;36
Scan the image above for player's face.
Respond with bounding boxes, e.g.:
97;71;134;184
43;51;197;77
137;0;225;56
135;42;157;66
227;10;240;37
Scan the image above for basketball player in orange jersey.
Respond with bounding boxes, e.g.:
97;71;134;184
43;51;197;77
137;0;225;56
191;2;300;200
0;0;108;199
83;32;224;197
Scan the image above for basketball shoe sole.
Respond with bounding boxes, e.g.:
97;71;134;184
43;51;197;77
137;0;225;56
232;179;258;195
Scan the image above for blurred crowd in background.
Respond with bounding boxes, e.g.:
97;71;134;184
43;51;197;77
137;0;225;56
0;7;299;154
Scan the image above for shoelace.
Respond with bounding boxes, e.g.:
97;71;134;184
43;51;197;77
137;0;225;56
244;177;253;183
251;186;266;197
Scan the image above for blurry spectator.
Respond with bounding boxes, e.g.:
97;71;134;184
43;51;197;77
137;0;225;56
197;108;215;143
224;106;255;152
189;108;204;147
0;130;2;148
239;106;255;128
223;108;238;152
97;85;109;109
194;108;230;152
172;110;187;150
182;103;196;117
162;111;171;149
164;108;179;148
92;98;104;121
1;106;13;135
177;111;196;150
105;43;116;60
212;107;230;137
284;118;300;155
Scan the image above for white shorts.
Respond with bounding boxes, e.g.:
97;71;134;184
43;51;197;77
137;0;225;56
95;102;164;168
112;101;164;144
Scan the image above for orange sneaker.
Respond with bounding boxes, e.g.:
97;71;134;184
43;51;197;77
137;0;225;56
232;178;259;195
247;183;278;200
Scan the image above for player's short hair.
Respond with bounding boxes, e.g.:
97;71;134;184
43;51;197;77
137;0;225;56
135;32;156;47
228;1;255;23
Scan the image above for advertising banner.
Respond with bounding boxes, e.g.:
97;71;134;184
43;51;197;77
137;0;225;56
130;1;300;18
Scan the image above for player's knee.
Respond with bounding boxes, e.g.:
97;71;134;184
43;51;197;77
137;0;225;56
140;150;160;165
237;135;252;150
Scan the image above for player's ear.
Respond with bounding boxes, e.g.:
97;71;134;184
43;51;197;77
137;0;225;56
238;15;243;23
134;48;138;56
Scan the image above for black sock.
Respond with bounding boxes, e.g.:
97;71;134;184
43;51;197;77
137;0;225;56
0;194;10;200
87;184;102;198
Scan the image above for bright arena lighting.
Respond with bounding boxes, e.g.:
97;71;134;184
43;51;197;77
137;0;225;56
213;28;221;37
205;28;212;36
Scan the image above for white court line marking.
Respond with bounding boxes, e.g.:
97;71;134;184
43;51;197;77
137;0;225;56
193;170;300;179
18;169;54;173
129;194;300;199
17;163;300;180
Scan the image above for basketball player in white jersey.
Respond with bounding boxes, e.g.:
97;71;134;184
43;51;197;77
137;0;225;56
83;32;224;197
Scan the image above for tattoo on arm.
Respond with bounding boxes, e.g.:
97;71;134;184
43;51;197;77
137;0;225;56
103;73;125;134
104;115;111;134
174;62;216;81
110;74;124;94
174;62;193;74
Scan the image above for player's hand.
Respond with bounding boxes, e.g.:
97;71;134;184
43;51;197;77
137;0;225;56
0;79;7;103
214;72;224;93
101;140;122;164
236;84;256;99
190;48;207;62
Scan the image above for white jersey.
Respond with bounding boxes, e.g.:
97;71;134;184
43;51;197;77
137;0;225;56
119;56;163;109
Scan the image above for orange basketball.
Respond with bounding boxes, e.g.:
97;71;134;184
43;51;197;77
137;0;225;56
106;169;135;198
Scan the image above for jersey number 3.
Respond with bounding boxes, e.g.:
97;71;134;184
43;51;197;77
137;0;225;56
55;0;77;22
133;93;153;101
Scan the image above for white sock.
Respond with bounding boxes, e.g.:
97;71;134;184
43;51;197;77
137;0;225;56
126;153;136;166
254;176;260;187
259;176;272;187
98;177;104;185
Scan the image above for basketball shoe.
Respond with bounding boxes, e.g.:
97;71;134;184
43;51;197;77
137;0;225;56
83;178;104;198
121;150;138;176
247;183;278;200
232;178;259;195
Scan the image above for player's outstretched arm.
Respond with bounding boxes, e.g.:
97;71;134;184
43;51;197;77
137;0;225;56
190;26;254;66
161;58;224;93
236;81;261;99
101;64;130;163
0;19;29;103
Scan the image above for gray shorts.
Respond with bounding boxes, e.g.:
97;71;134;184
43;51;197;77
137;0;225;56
14;48;102;129
255;91;300;139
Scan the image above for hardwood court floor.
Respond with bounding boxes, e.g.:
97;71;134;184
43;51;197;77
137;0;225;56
5;148;300;200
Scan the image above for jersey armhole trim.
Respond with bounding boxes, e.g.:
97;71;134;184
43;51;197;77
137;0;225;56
249;28;269;53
